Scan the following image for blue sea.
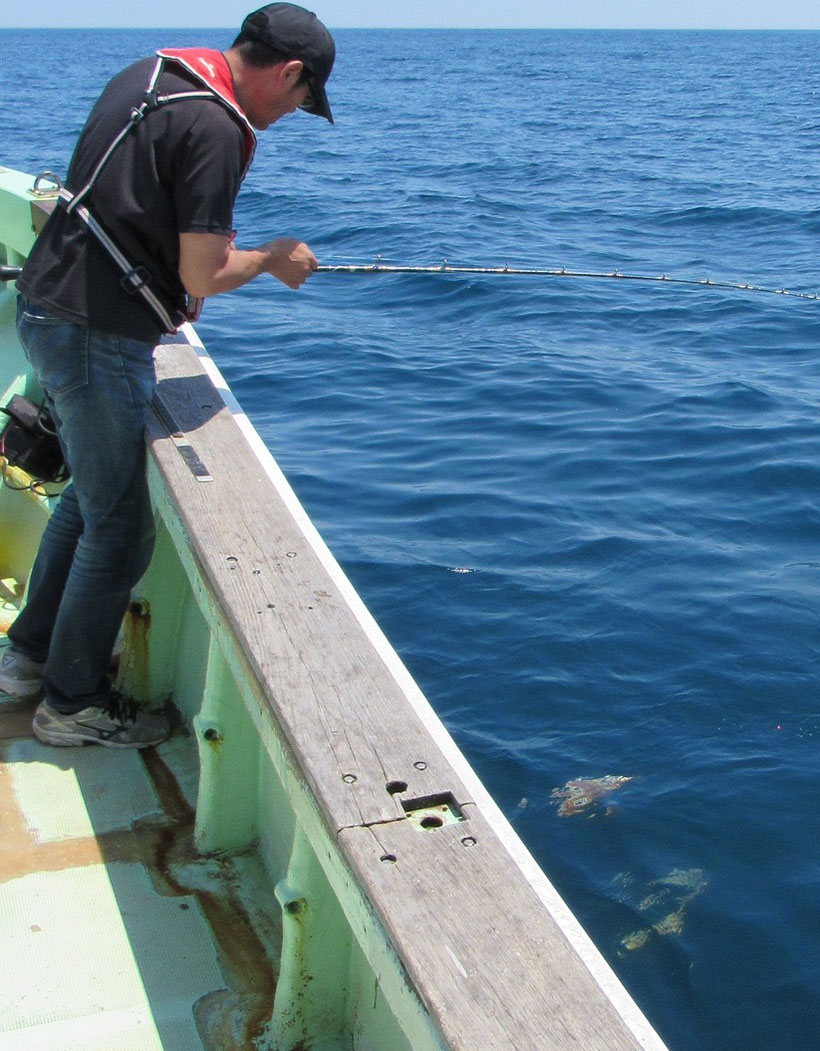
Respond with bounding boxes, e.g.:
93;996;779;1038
2;26;819;1050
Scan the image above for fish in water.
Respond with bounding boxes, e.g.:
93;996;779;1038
550;774;634;817
615;867;708;954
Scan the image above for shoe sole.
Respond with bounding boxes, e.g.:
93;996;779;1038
32;723;164;749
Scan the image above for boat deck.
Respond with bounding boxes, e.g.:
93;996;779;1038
0;681;281;1051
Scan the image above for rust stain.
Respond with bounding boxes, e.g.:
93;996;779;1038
140;745;190;825
2;736;277;1050
129;599;153;631
202;726;223;753
118;600;153;699
141;747;277;1049
0;752;170;884
0;824;161;883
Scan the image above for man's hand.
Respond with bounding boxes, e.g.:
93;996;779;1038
179;231;319;298
260;237;319;289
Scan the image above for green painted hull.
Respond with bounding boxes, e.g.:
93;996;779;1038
0;166;666;1051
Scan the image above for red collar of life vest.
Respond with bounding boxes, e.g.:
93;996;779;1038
156;48;257;170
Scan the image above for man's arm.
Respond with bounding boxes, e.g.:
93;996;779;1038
178;232;318;298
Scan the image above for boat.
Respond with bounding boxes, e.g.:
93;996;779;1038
0;163;668;1050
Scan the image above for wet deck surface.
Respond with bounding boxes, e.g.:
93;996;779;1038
0;690;278;1051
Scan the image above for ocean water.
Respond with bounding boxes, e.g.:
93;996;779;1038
2;26;819;1051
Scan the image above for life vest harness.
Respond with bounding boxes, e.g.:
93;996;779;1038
57;50;256;333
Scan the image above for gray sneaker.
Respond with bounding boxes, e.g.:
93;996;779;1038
33;695;171;749
0;646;44;698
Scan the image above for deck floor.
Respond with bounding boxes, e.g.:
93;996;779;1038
0;676;279;1051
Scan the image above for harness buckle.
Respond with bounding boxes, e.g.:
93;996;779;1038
121;266;151;294
130;91;160;123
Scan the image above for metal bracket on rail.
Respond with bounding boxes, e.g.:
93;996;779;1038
151;390;213;482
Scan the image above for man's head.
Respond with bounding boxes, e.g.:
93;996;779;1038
231;3;335;128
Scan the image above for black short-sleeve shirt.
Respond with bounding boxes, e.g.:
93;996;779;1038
19;57;248;342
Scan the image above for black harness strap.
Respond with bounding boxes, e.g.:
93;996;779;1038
58;55;240;332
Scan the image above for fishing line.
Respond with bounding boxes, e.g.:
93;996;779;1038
315;261;820;302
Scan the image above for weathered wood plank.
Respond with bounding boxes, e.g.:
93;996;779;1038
341;811;651;1051
147;342;476;830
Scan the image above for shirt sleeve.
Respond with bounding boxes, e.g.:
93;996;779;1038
172;103;248;236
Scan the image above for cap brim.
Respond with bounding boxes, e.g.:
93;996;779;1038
300;75;334;124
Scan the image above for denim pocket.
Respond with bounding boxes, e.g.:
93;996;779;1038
17;307;89;396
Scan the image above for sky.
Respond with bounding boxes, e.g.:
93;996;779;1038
1;0;819;29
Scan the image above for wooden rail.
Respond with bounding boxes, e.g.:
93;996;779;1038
141;329;667;1051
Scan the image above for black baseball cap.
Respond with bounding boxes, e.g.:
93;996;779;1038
240;3;335;123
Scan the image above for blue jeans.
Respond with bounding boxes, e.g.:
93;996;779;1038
11;297;157;713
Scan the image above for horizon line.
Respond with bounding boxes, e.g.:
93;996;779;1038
3;23;820;30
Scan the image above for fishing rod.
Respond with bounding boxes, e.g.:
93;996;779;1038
315;261;820;302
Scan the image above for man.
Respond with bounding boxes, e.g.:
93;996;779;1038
0;4;335;748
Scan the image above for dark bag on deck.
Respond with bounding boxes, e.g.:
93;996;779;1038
0;394;70;483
